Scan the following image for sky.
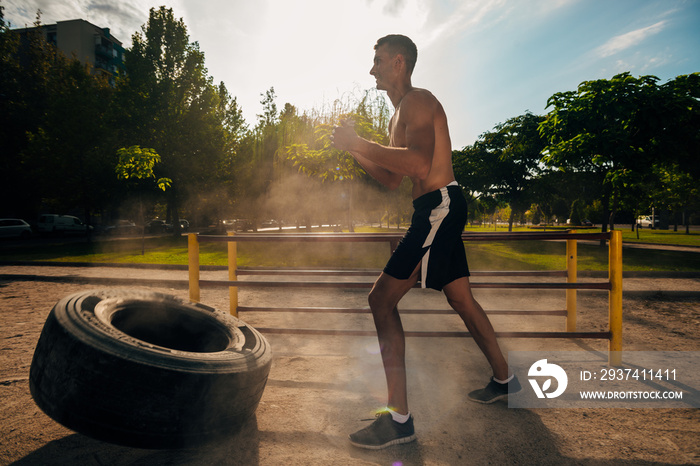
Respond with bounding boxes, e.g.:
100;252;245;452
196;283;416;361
4;0;700;149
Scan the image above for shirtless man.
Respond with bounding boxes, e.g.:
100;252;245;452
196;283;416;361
331;34;520;450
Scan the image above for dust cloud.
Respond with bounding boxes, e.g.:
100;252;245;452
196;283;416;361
258;173;412;231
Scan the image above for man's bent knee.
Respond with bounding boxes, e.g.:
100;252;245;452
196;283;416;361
368;280;397;315
443;277;481;312
368;272;416;314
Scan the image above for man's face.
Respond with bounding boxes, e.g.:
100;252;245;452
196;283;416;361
369;45;396;91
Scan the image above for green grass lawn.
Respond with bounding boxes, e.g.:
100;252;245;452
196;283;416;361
619;228;700;247
462;224;700;246
1;226;698;272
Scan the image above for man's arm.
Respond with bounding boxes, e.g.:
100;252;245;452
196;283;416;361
349;150;404;190
332;91;435;184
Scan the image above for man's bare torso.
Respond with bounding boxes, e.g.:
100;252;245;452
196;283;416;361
389;88;456;199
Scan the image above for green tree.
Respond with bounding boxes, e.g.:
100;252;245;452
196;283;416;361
653;163;698;234
115;145;172;191
539;73;657;231
210;82;247;223
1;10;119;227
115;145;171;253
0;5;23;216
256;87;280;213
0;10;56;219
491;113;547;230
27;58;116;231
230;87;280;229
282;90;392;230
647;74;700;231
257;87;278;129
453;142;496;221
538;72;698;235
569;199;582;226
116;6;234;233
454;112;546;230
646;74;700;180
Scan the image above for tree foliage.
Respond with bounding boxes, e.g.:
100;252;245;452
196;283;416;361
2;5;697;235
280;90;394;230
539;72;699;232
1;10;118;227
283;90;390;182
114;6;240;229
454;112;547;230
115;146;171;191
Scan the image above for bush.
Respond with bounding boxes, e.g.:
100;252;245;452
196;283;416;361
569;200;582;225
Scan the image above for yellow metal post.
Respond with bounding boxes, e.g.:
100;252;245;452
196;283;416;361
228;232;238;317
566;231;577;332
188;233;200;303
608;230;623;366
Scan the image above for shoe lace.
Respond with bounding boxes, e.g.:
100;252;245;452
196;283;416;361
360;410;389;422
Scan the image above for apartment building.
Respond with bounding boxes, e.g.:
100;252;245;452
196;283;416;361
15;19;126;85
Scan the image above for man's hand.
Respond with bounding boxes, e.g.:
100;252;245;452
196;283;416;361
330;119;359;153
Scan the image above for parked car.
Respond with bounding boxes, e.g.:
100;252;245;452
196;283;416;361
105;220;140;236
637;216;659;228
178;219;190;232
0;218;32;239
145;219;172;233
233;219;253;232
37;214;92;235
566;219;593;226
260;219;283;229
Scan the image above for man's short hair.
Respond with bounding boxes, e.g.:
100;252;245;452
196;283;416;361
375;34;417;75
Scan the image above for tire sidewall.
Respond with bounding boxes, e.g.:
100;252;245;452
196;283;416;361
29;289;272;448
54;289;269;371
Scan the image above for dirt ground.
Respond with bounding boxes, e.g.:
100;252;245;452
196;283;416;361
0;265;698;465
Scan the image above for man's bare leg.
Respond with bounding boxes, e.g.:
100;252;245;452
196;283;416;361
348;270;419;449
367;268;420;414
442;276;509;380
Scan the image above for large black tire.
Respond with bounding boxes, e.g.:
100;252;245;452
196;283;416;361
29;289;272;449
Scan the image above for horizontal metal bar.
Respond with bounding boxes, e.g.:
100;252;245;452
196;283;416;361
238;268;382;276
199;233;401;243
254;327;611;339
455;270;568;277
236;268;568;277
473;282;611;290
237;306;569;316
197;231;611;243
200;280;372;288
200;280;611;290
462;232;610;241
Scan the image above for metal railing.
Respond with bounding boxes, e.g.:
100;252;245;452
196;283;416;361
188;230;623;364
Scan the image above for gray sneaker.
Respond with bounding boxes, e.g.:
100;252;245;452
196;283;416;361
349;411;416;450
468;376;522;404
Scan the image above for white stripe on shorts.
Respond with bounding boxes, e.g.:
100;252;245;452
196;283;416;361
420;184;454;288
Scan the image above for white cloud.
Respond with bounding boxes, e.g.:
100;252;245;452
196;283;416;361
595;20;666;58
640;53;666;72
3;0;157;46
419;0;507;48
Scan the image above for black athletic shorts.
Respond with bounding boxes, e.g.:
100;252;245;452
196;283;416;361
383;182;470;291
